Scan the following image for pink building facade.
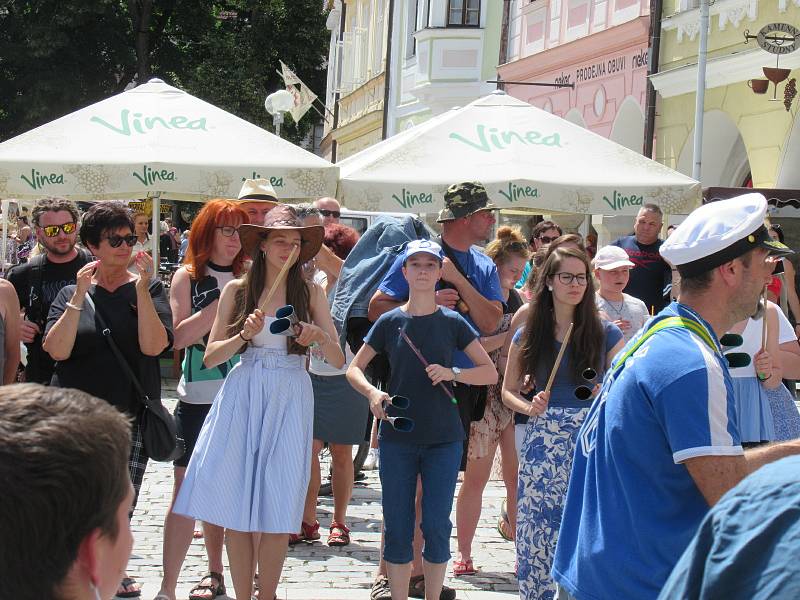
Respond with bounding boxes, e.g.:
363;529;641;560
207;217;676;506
499;1;651;153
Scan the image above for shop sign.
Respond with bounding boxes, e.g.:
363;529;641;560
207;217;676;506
756;23;800;55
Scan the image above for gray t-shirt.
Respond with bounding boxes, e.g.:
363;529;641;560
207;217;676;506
596;293;649;342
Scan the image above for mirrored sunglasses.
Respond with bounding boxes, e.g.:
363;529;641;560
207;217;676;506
41;222;77;237
104;234;138;248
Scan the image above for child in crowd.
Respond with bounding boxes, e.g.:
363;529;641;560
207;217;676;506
348;240;497;600
593;245;649;342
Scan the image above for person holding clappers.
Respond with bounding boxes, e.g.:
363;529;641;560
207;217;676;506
502;247;623;600
174;205;344;600
348;239;497;600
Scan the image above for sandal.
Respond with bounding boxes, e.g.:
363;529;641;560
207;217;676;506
497;515;514;542
408;574;457;600
116;576;141;598
288;520;320;545
189;571;225;599
452;558;478;576
327;521;351;546
371;575;392;600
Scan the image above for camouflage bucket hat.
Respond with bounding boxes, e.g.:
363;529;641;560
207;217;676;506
436;181;498;223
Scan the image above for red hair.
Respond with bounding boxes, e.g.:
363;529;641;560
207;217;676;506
323;224;360;259
184;199;248;280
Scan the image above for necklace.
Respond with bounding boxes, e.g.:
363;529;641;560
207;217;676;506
603;297;625;316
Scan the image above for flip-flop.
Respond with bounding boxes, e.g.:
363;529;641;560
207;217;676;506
115;577;141;598
452;558;478;576
497;515;514;542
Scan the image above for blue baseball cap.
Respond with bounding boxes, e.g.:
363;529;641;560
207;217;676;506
402;239;444;263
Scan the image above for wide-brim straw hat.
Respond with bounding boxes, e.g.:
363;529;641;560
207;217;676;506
237;178;280;210
238;204;324;264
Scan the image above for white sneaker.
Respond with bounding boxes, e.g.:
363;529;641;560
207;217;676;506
363;448;379;470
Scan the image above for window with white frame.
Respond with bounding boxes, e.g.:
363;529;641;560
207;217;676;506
406;0;420;59
448;0;480;26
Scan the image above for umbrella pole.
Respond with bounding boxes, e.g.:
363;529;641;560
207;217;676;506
150;192;161;266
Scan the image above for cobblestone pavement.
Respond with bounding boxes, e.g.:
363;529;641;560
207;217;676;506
129;381;518;600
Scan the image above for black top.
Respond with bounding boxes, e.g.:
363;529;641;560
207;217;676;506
7;250;92;383
611;235;671;313
45;280;173;416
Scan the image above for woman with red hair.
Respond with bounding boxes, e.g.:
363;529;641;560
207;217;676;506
155;199;247;600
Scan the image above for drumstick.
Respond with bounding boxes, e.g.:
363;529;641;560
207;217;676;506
398;327;458;405
258;245;299;313
544;322;574;394
761;288;768;352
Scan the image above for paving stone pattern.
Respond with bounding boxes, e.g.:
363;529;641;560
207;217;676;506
129;381;518;600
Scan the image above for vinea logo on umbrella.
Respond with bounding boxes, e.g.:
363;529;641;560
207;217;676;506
90;109;209;136
498;182;538;203
393;188;433;209
449;124;562;153
133;165;176;186
20;169;65;190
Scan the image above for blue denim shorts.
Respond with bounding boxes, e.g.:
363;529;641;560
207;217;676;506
379;439;463;564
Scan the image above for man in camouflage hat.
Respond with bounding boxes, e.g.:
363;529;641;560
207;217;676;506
436;181;498;224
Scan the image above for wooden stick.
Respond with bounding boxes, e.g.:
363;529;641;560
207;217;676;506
258;245;299;313
544;322;574;393
761;288;769;352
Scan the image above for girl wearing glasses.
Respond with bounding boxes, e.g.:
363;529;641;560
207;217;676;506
154;199;247;600
43;201;173;599
502;247;623;600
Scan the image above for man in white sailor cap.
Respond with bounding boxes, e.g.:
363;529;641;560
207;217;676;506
551;193;800;600
238;178;279;224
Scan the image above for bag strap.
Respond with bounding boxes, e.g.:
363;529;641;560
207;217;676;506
437;235;472;283
85;293;153;407
29;254;46;322
609;316;718;379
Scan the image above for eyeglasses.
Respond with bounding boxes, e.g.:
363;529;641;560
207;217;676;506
319;209;341;218
41;222;77;237
103;234;138;248
538;235;558;244
216;226;239;237
555;272;588;286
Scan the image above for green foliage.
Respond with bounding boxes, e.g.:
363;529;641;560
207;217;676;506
0;1;330;144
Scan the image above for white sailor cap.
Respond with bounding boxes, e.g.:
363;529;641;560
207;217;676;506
660;193;792;278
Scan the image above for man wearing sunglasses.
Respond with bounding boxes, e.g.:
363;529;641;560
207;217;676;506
7;197;92;383
314;197;342;226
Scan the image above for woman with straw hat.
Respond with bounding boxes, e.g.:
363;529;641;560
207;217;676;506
174;205;344;600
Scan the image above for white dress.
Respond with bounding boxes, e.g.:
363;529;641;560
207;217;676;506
174;318;313;532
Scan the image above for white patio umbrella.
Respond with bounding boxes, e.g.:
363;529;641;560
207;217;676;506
0;78;337;264
337;91;700;216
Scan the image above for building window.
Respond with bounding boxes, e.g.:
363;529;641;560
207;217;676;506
448;0;480;26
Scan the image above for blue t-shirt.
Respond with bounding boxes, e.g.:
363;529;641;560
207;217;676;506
659;455;800;600
611;235;671;313
511;321;622;409
552;302;743;600
364;307;477;445
377;245;503;369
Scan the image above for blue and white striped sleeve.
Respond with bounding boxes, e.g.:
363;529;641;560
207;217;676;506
653;339;743;464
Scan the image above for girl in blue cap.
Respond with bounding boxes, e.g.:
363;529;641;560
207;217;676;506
348;239;497;600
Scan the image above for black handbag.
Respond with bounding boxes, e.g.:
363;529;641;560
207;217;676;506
86;294;184;462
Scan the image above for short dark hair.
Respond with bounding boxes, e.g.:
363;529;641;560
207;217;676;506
31;196;80;227
639;203;663;219
530;220;563;244
0;384;131;600
79;201;135;248
680;249;754;294
294;203;321;221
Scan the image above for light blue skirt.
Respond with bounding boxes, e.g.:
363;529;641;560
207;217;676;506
732;377;775;443
174;347;313;533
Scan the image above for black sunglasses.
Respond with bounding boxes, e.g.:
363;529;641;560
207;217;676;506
104;234;138;248
319;209;341;218
538;235;558;244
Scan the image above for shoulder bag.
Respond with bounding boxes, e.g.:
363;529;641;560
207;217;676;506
85;293;184;462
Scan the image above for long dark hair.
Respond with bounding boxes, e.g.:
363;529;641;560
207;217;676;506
227;231;311;356
519;247;604;381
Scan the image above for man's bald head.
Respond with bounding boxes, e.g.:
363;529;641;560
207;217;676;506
314;197;341;225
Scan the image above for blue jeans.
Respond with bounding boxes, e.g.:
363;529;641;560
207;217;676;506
379;439;463;564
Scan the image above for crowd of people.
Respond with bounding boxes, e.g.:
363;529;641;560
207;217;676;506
4;182;800;600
